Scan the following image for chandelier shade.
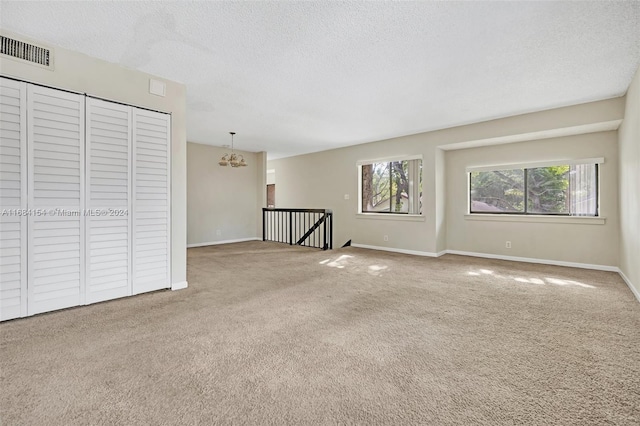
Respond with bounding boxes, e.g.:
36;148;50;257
219;132;248;167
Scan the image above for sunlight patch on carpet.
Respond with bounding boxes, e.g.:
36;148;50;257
367;265;388;276
545;277;595;288
324;254;354;269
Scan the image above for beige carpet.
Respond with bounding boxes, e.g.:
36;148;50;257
1;241;639;425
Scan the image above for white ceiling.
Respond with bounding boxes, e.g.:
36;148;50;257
1;1;639;159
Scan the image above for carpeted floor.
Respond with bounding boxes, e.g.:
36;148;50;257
1;241;639;425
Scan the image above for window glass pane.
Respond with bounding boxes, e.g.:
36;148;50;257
391;160;409;213
362;162;391;212
418;161;423;215
361;159;421;214
470;169;525;213
569;164;598;216
526;166;570;214
469;163;598;216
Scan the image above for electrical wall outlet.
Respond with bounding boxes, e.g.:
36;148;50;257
216;229;221;236
344;194;350;200
383;235;389;242
505;241;511;249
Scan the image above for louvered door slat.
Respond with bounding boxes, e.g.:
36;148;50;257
133;109;170;295
85;98;132;303
0;77;27;321
27;85;85;315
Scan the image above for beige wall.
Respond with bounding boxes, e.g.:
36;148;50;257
618;66;640;297
269;137;435;252
266;170;276;185
446;132;618;267
269;97;624;258
187;143;265;245
0;30;187;285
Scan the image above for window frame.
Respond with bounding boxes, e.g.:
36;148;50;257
467;158;602;217
357;155;423;217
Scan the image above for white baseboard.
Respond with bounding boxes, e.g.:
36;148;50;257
617;269;640;303
351;243;442;258
171;281;188;291
350;244;620;271
445;249;619;272
187;237;260;248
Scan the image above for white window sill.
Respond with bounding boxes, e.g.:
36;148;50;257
464;214;606;225
356;213;426;222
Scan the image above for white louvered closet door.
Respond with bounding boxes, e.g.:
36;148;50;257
0;78;27;321
27;85;85;315
85;98;132;304
132;108;170;295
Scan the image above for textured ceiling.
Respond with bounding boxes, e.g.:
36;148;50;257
1;1;639;159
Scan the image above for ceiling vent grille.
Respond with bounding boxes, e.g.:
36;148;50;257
1;35;50;67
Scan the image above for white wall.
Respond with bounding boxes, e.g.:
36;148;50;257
266;170;276;185
446;132;618;267
269;97;624;257
187;142;265;246
0;30;187;286
618;66;640;298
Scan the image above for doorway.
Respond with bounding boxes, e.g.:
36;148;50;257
267;184;275;208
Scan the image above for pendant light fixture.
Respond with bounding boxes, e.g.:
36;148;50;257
218;132;247;168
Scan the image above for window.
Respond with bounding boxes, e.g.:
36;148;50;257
469;161;599;216
359;157;422;215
